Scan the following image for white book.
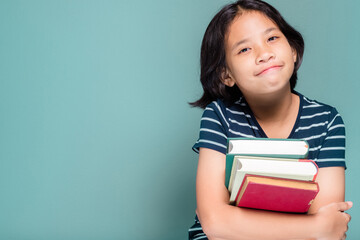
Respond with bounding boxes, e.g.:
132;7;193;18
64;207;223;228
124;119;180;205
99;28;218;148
227;138;309;158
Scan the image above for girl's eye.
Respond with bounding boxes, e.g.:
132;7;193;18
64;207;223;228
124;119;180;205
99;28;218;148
239;48;250;54
268;36;279;42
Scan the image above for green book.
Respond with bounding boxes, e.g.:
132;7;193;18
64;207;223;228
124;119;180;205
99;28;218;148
225;138;309;189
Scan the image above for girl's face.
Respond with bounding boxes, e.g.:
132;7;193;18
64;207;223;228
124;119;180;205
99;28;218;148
222;11;297;99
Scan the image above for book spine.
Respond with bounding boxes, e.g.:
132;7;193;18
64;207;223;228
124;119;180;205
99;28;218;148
225;154;234;189
234;174;251;205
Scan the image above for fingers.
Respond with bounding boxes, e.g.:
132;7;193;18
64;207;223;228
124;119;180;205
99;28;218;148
344;212;351;222
337;201;353;212
341;233;347;240
342;212;351;239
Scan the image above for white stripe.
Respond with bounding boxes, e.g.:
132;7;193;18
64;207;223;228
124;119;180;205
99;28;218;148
229;118;259;130
325;135;345;140
213;101;229;127
226;108;252;118
201;117;221;126
234;99;246;107
200;128;227;139
302;132;327;141
303;96;317;104
328;124;345;132
300;111;331;119
295;121;328;132
327;114;340;129
309;145;322;151
303;96;324;106
228;129;256;138
315;158;345;162
193;234;208;240
320;147;345;151
234;97;244;104
198;139;227;149
303;104;322;108
188;227;203;232
205;107;214;112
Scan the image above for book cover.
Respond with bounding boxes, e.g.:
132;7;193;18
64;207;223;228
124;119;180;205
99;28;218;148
228;157;318;203
235;175;319;213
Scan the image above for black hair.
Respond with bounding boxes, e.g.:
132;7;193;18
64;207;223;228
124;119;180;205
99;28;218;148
190;0;304;108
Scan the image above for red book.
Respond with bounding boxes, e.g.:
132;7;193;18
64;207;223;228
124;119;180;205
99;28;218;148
235;175;319;213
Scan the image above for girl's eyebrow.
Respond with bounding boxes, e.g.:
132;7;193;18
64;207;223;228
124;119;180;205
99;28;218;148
231;27;278;51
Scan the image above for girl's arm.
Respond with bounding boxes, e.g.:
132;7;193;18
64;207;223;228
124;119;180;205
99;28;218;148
196;148;352;240
292;167;348;240
307;166;345;214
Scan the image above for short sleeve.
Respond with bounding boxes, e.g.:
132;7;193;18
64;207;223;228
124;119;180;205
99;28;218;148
315;108;346;168
192;101;228;154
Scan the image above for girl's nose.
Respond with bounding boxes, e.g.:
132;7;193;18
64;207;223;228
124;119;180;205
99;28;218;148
255;46;275;64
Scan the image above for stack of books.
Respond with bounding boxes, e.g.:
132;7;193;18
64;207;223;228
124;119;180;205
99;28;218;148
225;138;319;213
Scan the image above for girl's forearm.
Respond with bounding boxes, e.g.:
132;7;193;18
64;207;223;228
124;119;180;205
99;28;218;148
200;204;318;240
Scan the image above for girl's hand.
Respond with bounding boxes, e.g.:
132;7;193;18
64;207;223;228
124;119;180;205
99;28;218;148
315;201;352;240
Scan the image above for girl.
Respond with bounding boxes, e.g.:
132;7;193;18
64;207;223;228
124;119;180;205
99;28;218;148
189;0;352;239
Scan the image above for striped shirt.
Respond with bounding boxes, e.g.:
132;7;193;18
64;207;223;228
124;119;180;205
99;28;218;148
189;92;346;239
192;92;346;168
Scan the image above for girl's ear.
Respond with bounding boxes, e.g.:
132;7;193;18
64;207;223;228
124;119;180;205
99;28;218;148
221;68;236;87
292;48;297;63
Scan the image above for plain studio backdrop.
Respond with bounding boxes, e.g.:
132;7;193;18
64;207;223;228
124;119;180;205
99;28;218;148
0;0;359;239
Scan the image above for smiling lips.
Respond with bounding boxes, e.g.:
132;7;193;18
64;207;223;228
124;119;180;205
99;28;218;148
256;65;283;76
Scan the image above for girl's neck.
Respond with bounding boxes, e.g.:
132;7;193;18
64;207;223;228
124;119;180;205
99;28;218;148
245;89;300;138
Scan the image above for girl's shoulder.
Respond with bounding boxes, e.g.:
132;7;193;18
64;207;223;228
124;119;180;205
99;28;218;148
202;97;256;131
204;97;249;115
202;98;252;126
297;92;344;130
299;93;341;116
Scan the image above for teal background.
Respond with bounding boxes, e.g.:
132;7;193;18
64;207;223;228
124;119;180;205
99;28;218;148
0;0;358;239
